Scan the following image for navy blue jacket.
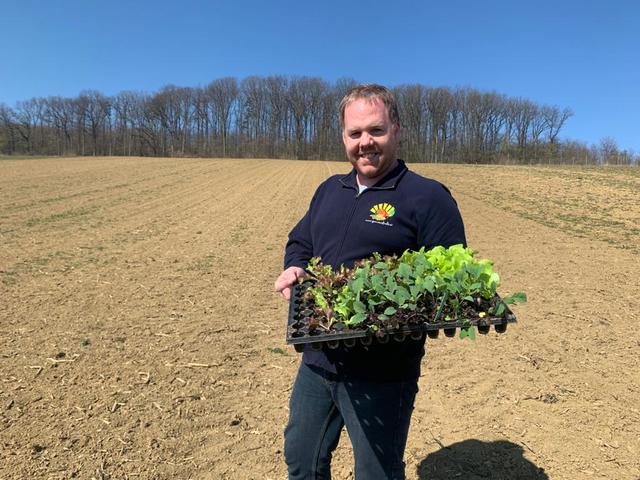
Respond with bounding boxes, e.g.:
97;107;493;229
285;160;466;381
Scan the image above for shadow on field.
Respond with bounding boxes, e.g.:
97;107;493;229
416;439;549;480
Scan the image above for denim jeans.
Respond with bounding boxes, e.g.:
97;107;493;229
284;362;419;479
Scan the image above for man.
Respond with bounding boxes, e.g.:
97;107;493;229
274;84;466;479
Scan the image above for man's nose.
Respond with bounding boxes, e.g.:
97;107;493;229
359;132;373;148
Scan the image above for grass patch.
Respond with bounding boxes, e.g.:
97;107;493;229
444;165;639;255
1;247;107;285
229;221;249;245
26;206;98;227
185;253;216;272
1;270;18;286
268;347;287;355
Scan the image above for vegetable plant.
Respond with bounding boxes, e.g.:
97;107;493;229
303;244;526;339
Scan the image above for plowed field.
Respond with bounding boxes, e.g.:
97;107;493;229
1;157;639;479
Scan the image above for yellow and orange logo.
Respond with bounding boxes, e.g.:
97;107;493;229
369;203;396;221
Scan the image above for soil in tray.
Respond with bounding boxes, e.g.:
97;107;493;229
287;282;513;344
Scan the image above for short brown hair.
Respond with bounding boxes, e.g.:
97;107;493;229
339;84;400;127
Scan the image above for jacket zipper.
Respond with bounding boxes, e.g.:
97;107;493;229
334;190;362;262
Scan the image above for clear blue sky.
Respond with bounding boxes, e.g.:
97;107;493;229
2;0;638;152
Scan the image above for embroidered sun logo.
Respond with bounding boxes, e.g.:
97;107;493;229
370;203;396;221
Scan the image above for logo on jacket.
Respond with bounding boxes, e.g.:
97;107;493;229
367;203;395;227
370;203;395;221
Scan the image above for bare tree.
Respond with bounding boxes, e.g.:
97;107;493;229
13;99;47;154
76;91;112;155
544;106;573;144
239;76;270;157
511;98;537;162
287;77;311;159
2;74;619;166
0;104;17;154
599;137;619;165
428;87;455;163
206;77;239;157
265;76;289;157
113;91;141;156
44;97;75;155
396;85;428;162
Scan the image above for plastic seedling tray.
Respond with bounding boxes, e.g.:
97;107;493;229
286;280;517;352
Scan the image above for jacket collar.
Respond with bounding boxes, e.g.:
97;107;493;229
339;159;408;191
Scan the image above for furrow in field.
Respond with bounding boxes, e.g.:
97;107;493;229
0;158;213;247
0;157;197;208
0;159;209;218
0;160;282;280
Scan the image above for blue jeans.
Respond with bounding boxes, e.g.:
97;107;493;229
284;362;419;479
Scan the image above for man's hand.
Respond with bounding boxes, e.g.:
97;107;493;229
274;266;306;300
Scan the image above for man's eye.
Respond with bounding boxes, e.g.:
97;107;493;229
350;132;360;139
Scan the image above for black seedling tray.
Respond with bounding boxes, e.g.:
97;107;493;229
286;281;517;352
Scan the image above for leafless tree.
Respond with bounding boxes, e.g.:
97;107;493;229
206;77;238;157
239;76;269;157
1;75;634;166
44;97;75;155
265;76;290;157
544;106;573;144
599;137;619;164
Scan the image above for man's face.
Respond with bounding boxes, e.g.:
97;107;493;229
342;97;401;186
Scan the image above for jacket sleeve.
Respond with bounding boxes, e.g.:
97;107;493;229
283;189;319;269
417;183;467;250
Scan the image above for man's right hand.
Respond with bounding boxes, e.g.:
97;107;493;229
274;266;307;300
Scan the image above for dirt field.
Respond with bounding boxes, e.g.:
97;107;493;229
1;157;638;480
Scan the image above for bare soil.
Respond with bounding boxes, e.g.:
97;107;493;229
1;157;638;479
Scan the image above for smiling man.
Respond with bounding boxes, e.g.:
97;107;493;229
341;89;401;188
275;84;466;479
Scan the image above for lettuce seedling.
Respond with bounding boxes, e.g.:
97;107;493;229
303;244;526;337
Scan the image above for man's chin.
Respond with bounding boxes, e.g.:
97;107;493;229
356;167;379;179
353;161;380;175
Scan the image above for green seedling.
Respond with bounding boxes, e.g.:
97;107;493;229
304;244;526;338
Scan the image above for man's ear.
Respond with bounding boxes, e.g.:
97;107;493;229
393;122;401;138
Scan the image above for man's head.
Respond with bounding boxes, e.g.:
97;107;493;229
340;84;401;187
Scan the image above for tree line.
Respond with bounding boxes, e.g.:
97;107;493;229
0;75;637;165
